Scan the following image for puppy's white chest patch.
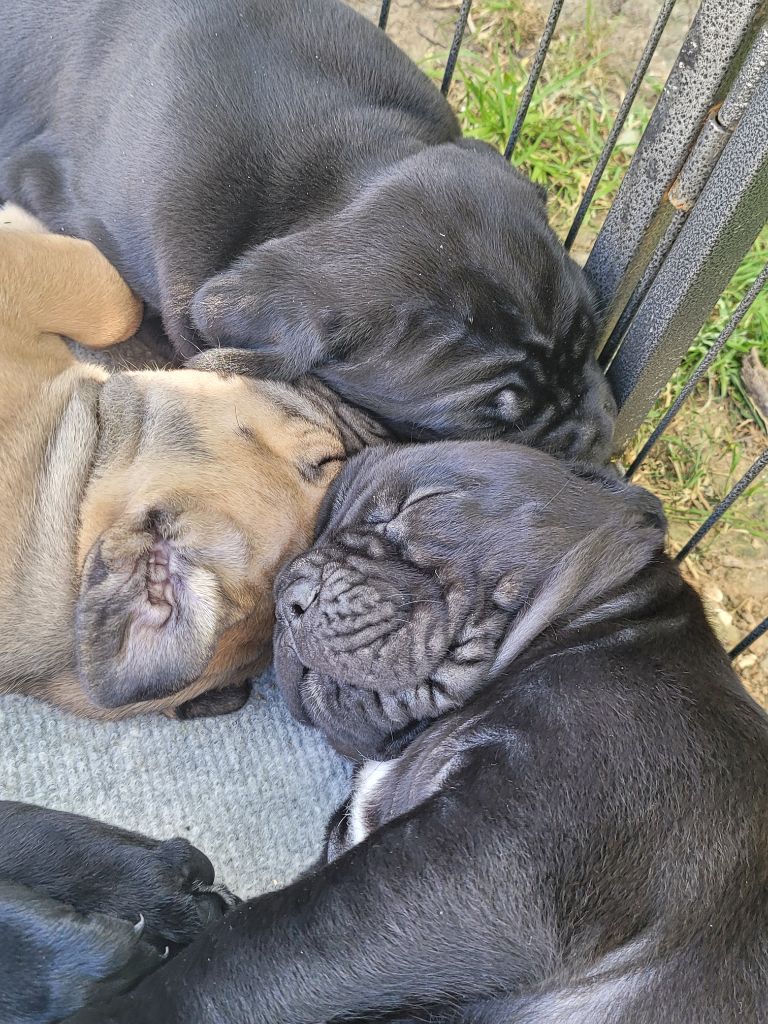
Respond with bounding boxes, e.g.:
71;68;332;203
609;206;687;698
348;759;397;847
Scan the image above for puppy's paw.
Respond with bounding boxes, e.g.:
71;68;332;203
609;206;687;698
0;881;165;1024
101;836;240;952
1;806;240;957
168;681;252;720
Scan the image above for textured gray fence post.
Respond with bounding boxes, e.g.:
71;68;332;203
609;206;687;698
585;0;767;346
607;64;768;443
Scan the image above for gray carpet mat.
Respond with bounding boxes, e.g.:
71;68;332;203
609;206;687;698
0;673;350;898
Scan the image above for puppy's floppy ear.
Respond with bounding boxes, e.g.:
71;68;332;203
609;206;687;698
568;464;669;535
74;537;220;709
532;182;548;208
491;517;665;675
189;232;334;380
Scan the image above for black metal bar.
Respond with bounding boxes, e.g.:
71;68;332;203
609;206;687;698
675;449;768;563
608;63;768;444
504;0;565;160
585;0;766;344
564;0;678;252
441;0;473;96
625;261;768;477
378;0;391;31
730;617;768;659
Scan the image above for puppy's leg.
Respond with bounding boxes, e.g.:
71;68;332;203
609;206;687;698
167;682;252;720
0;228;142;350
0;880;164;1024
62;791;554;1023
0;201;47;232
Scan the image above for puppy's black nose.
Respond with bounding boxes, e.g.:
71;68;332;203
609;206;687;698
284;578;321;618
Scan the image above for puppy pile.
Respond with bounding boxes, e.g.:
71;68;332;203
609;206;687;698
1;1;766;1023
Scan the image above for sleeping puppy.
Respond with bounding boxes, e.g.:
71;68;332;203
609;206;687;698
0;800;236;1024
0;208;384;720
1;0;615;460
69;444;768;1022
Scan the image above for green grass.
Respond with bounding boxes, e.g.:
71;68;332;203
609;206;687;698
451;47;640;241
677;229;768;426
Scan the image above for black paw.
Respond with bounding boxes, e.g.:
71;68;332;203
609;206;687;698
172;681;251;719
90;835;240;953
0;804;240;955
0;881;164;1024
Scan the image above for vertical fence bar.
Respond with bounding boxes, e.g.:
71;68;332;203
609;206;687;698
564;0;678;251
606;62;768;444
441;0;473;95
598;211;686;370
378;0;391;31
625;261;768;477
504;0;565;159
585;0;766;344
675;449;768;563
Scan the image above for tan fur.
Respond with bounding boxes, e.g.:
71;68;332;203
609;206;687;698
0;207;348;719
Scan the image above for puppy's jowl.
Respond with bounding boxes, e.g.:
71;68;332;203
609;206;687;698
67;444;768;1023
2;0;615;458
0;213;384;720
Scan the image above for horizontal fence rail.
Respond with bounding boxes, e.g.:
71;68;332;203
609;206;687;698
376;1;768;660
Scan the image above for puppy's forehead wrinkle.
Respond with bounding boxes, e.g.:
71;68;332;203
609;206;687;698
138;399;208;460
94;374;145;469
245;378;328;427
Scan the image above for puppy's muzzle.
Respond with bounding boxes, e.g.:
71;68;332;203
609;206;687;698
277;563;405;650
282;577;321;618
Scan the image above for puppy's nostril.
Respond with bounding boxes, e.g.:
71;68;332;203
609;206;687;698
285;579;321;617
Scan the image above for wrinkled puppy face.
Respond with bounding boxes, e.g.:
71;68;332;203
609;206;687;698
274;443;665;760
192;142;615;462
75;359;386;713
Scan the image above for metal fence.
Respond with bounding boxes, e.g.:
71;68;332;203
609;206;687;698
377;0;768;659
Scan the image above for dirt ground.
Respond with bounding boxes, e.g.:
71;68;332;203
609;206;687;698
348;0;768;703
630;402;768;704
348;0;700;79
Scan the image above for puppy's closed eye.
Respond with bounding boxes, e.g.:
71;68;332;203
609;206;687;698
299;452;346;484
370;488;459;533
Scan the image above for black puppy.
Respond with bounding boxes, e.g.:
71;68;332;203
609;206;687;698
65;444;768;1022
0;802;236;1024
1;0;615;459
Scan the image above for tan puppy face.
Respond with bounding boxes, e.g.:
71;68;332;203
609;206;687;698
74;366;386;713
